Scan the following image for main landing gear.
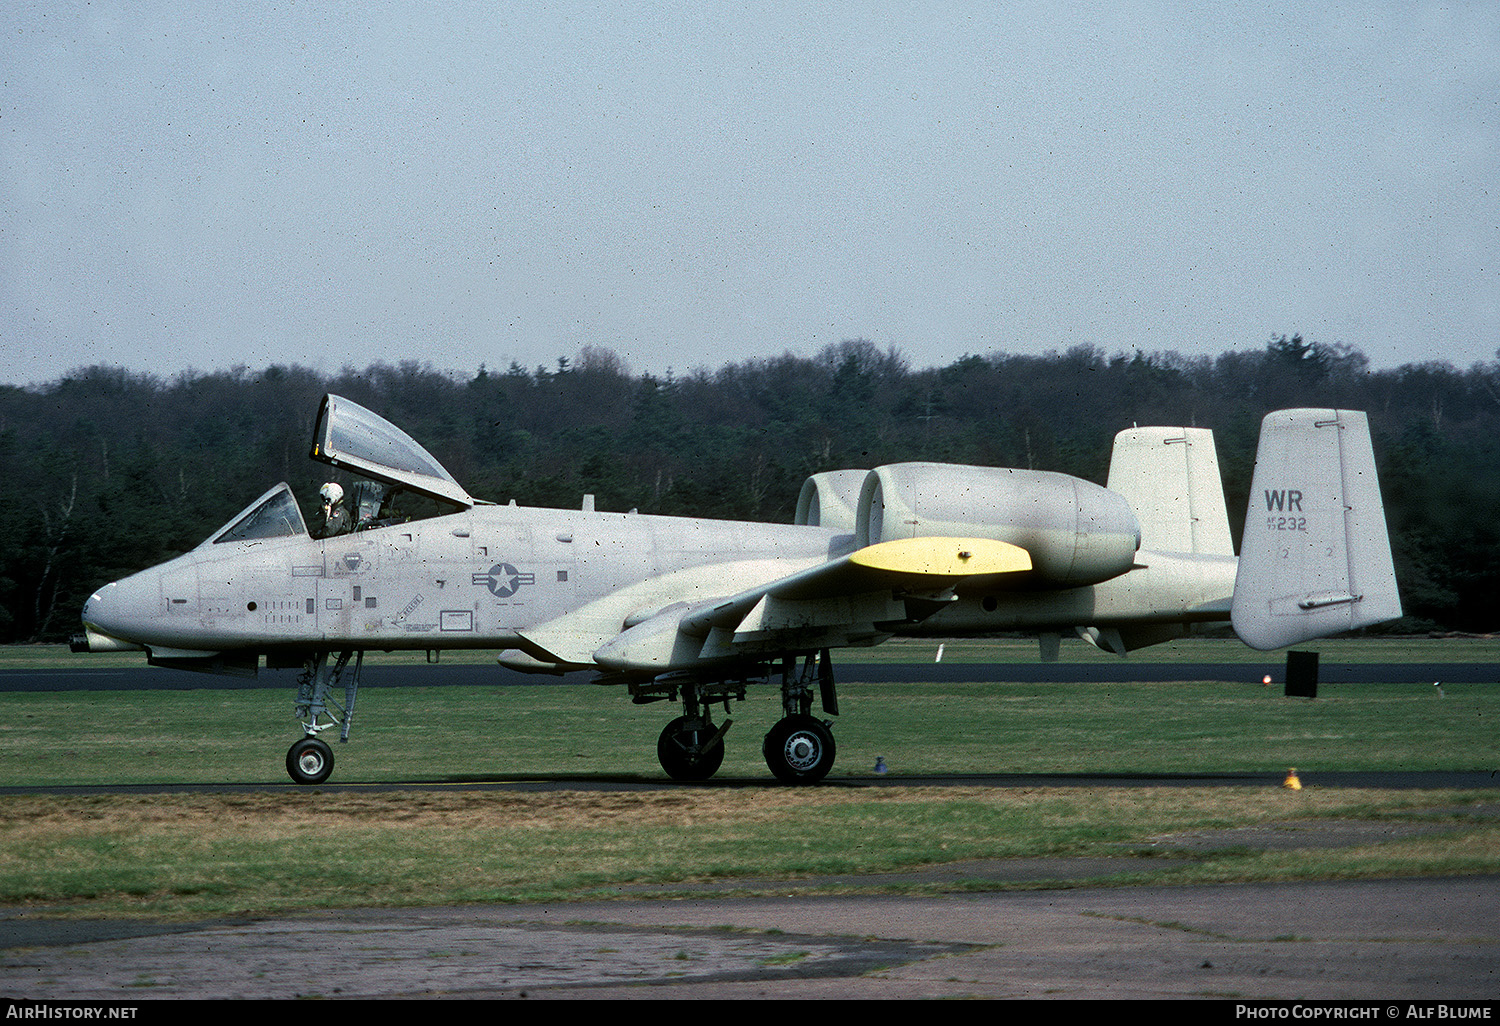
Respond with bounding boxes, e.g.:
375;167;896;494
635;650;840;784
762;714;836;785
645;676;741;783
764;650;838;784
657;715;727;781
286;650;363;785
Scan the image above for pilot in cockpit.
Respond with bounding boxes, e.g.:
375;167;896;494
315;482;352;538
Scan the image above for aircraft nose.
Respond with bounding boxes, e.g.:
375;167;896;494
83;580;119;632
78;578;151;652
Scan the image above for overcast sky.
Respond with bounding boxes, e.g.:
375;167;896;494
2;2;1496;387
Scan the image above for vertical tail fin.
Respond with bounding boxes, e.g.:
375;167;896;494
1107;426;1233;555
1231;409;1401;649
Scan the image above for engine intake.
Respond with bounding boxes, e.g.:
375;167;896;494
795;470;868;534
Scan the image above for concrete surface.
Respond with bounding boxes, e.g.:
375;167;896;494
2;870;1496;1000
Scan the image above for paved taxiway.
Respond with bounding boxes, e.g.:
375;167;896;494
3;866;1497;999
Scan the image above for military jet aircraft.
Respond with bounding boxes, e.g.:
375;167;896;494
74;394;1401;785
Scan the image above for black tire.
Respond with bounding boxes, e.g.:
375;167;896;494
762;714;836;784
656;716;725;781
286;736;334;785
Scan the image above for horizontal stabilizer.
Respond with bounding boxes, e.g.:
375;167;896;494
1231;409;1401;649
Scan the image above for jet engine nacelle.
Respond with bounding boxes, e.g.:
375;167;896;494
854;462;1141;587
795;469;869;534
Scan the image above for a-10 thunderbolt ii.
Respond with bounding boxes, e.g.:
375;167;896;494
73;394;1401;785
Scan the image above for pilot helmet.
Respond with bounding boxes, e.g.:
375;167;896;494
319;482;344;506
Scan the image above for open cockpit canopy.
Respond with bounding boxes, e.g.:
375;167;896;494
310;394;474;508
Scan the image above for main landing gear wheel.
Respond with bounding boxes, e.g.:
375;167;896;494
762;714;836;784
657;716;726;781
286;737;334;785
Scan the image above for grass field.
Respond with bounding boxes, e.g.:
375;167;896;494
10;634;1500;669
1;679;1497;785
0;638;1495;919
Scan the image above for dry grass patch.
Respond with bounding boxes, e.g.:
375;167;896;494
0;785;1474;840
1;786;1493;919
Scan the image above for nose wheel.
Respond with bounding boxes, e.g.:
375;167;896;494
762;714;836;784
286;737;334;785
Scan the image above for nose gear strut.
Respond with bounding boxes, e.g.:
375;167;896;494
288;650;363;784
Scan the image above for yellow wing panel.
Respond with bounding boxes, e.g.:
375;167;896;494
848;537;1032;577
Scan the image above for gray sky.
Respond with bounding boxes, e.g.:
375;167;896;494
2;1;1496;387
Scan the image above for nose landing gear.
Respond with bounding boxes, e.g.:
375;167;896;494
286;650;362;784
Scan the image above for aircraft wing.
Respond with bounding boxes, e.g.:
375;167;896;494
532;536;1032;676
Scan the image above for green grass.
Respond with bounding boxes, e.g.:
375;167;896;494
0;677;1495;786
0;638;1495;919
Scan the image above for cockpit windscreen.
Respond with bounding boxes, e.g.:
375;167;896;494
211;484;308;545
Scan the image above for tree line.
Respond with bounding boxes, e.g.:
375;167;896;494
3;335;1497;643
